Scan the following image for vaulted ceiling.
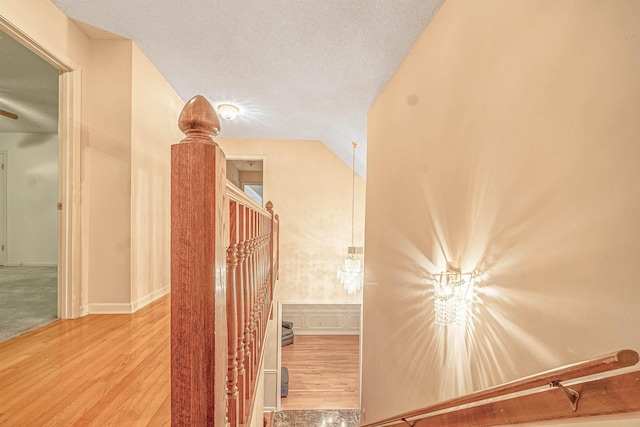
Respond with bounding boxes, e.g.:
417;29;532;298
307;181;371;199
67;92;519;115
5;1;445;175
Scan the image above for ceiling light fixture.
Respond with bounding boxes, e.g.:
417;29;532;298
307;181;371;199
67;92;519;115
217;103;240;121
337;142;363;295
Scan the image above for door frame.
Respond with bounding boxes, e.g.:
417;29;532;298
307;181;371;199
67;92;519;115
0;150;6;266
0;10;84;318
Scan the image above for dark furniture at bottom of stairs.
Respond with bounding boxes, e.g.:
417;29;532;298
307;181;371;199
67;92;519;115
282;321;294;346
281;366;289;398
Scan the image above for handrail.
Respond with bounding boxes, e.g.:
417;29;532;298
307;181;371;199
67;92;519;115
171;95;280;427
226;180;271;217
363;349;639;427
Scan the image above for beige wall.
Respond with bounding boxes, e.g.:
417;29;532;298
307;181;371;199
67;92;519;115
130;43;184;306
218;137;365;304
363;0;640;424
87;40;183;310
87;39;133;305
0;1;183;312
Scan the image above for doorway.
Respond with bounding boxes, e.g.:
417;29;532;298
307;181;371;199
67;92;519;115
0;28;60;341
0;151;5;266
1;12;82;326
278;302;361;410
226;157;265;206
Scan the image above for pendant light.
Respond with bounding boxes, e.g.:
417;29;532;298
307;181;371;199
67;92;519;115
337;142;363;294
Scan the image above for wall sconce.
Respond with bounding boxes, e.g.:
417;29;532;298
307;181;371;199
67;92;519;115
434;262;476;326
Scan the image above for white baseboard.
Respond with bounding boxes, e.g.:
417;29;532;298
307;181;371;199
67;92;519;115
4;262;58;267
132;285;170;312
87;302;133;314
88;285;169;314
294;330;360;336
282;303;361;335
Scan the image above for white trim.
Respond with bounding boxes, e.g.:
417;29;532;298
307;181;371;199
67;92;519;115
88;286;169;314
131;286;170;312
0;6;84;319
58;69;83;319
4;262;58;267
293;330;360;336
0;150;6;266
245;328;267;427
88;302;134;315
264;367;279;411
282;303;362;335
276;301;283;410
279;299;362;305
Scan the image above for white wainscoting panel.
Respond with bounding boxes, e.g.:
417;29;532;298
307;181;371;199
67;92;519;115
282;303;361;335
263;369;278;411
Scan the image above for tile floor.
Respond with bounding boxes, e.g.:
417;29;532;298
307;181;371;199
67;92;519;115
273;409;360;427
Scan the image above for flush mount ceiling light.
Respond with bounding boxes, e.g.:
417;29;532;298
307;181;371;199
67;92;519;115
217;104;240;121
434;262;476;326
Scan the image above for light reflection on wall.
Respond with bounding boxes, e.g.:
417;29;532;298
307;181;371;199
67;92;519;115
361;1;640;423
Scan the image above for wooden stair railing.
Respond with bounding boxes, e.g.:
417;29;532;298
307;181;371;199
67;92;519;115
171;95;280;426
362;349;639;427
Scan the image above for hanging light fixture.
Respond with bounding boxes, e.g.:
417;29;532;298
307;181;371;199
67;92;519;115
434;262;476;326
337;142;364;295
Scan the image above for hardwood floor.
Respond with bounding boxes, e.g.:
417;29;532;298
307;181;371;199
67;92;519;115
0;296;171;426
281;335;360;410
0;296;361;425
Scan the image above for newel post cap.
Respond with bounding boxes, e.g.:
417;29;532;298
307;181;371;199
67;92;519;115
178;95;220;143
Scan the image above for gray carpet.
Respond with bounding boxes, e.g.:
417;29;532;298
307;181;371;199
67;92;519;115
0;266;58;343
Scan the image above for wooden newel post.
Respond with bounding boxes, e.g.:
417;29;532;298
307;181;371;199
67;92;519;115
171;95;228;427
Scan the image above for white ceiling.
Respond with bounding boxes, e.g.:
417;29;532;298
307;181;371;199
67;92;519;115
5;1;445;175
0;31;59;134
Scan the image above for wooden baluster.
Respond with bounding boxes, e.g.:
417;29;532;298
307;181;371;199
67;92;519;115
235;205;247;423
275;214;280;281
257;214;266;348
266;202;275;316
240;205;253;401
250;210;257;358
261;219;268;336
250;210;260;371
251;211;261;375
253;212;261;357
226;201;239;427
171;95;227;427
267;214;273;316
258;216;266;355
262;215;270;324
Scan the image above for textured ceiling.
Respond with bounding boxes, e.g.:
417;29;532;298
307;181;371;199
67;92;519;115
14;1;444;175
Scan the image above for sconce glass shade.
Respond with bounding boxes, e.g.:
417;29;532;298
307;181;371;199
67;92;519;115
434;263;475;326
337;248;363;295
